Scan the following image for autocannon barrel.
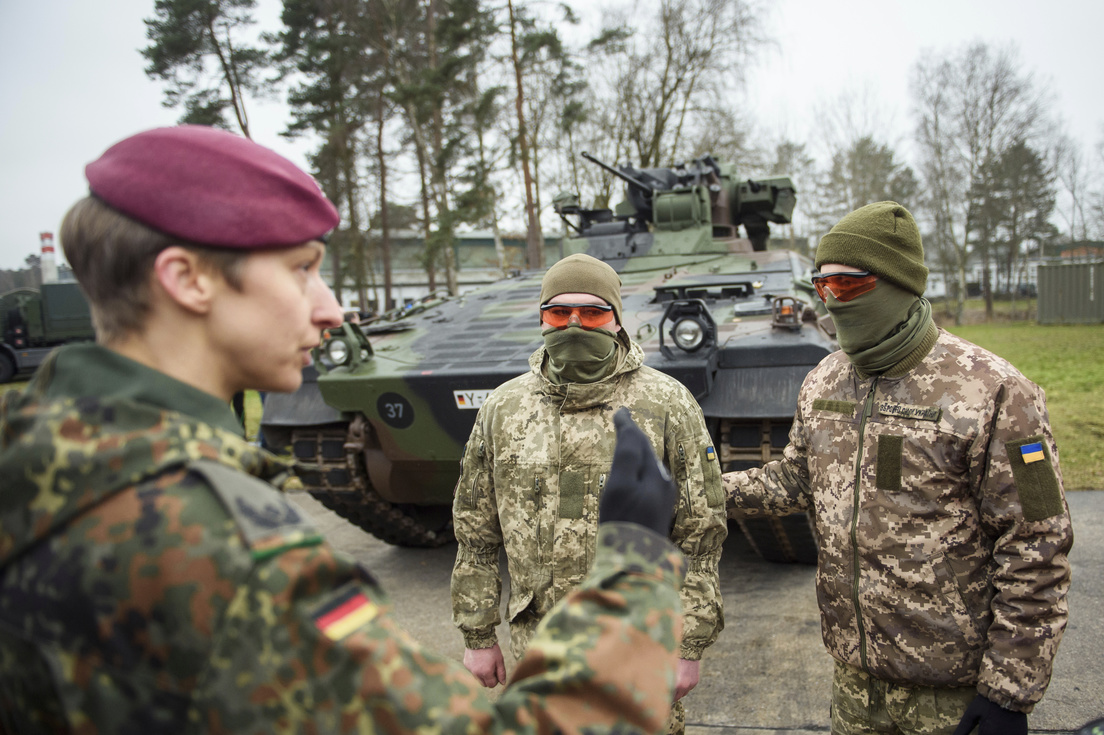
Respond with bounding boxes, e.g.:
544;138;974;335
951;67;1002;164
580;151;654;194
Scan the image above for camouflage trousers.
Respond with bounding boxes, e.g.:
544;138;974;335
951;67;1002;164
510;612;685;735
831;661;977;735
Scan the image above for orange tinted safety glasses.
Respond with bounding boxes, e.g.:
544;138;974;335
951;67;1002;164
811;271;878;303
540;303;615;329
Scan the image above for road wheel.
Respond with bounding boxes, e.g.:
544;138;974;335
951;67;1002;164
0;353;15;384
292;426;454;548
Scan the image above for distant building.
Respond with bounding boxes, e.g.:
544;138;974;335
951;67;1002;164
323;231;563;311
926;241;1104;301
1058;242;1104;259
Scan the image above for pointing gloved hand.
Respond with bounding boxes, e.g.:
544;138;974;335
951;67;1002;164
599;408;677;535
952;694;1027;735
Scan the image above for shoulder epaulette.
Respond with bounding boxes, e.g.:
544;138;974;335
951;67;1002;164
188;458;323;561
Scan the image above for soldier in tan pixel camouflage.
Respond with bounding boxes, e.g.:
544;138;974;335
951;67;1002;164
723;201;1074;735
0;125;691;734
451;252;729;735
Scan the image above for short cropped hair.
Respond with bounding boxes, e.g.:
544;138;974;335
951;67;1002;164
60;196;246;343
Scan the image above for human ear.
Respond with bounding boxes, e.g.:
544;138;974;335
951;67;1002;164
152;246;217;315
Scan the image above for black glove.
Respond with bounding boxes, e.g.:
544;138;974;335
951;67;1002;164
952;694;1027;735
599;408;677;535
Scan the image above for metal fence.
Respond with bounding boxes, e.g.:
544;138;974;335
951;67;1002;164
1037;261;1104;324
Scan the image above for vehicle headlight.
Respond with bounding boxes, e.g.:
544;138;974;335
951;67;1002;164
673;318;704;351
326;338;351;365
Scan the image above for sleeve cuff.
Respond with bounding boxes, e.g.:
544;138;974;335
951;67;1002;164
977;683;1032;713
679;643;705;661
462;631;499;650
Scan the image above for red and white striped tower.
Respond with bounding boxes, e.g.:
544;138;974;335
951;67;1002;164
39;232;58;284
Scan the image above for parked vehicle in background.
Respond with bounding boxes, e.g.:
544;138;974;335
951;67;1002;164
1;282;95;382
263;153;836;563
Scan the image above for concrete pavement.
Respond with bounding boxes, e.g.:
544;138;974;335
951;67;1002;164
294;489;1104;735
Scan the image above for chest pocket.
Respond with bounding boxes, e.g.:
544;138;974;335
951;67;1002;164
559;469;593;519
876;435;903;492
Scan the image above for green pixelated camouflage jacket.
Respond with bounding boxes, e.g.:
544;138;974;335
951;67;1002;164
723;329;1073;712
452;338;727;660
0;344;687;734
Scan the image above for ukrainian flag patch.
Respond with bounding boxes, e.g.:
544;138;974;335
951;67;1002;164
314;587;379;641
1020;442;1045;464
706;446;716;462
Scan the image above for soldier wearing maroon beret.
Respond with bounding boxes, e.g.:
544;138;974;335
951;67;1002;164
0;125;689;733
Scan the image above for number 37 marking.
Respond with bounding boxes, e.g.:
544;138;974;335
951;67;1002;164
377;392;415;429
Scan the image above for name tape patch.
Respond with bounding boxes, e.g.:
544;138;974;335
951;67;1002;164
877;401;942;423
454;389;492;410
1020;442;1045;464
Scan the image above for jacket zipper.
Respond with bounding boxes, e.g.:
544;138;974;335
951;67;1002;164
535;474;543;566
677;443;691;511
851;378;878;672
468;442;485;509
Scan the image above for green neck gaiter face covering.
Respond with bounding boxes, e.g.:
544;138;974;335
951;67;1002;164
543;326;620;384
825;279;935;376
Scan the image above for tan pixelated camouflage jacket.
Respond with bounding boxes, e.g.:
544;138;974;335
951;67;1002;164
452;339;727;660
724;329;1073;712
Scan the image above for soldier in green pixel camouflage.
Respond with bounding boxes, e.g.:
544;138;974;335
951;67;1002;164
723;202;1074;735
0;125;690;734
451;253;728;735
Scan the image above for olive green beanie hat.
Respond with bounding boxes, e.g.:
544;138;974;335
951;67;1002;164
540;253;623;324
815;201;929;296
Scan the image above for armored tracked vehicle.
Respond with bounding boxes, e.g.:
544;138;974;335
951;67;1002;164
262;153;837;563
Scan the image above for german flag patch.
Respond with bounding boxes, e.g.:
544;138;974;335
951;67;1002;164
313;587;379;641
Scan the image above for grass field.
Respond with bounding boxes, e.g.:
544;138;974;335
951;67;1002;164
4;321;1101;488
944;322;1104;490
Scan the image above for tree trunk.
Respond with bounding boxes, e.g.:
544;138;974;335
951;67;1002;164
376;97;393;311
206;17;250;139
425;0;458;297
982;249;993;321
491;202;508;277
508;0;542;270
413;137;436;294
336;125;367;312
955;261;967;325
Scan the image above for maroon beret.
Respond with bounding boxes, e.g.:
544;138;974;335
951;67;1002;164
85;125;339;248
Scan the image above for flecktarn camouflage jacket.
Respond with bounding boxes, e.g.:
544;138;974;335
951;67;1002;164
452;338;727;660
0;344;687;734
724;329;1073;712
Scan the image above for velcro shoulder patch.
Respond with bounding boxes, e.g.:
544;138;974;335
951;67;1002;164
189;458;323;560
812;399;856;416
1005;436;1065;522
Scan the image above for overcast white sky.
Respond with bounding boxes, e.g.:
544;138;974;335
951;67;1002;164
1;0;1101;271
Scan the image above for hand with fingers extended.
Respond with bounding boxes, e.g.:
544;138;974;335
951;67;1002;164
463;643;507;688
599;408;678;535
